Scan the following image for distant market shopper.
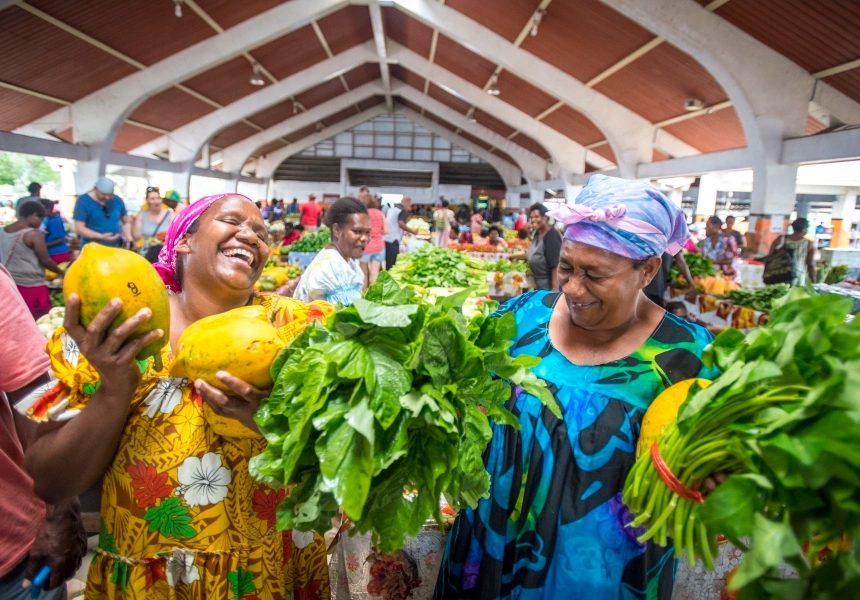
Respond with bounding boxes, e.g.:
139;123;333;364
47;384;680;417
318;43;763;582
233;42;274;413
360;194;389;288
72;176;129;247
14;182;41;215
768;217;816;286
40;199;72;264
512;203;562;290
132;186;173;260
0;201;64;319
295;197;370;306
433;199;455;248
698;215;737;276
383;196;418;269
300;193;322;232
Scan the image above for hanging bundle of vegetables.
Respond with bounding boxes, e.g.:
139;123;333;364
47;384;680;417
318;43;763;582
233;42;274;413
249;273;556;552
623;288;860;598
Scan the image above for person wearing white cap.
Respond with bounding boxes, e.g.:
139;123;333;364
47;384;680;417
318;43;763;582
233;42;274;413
72;176;129;247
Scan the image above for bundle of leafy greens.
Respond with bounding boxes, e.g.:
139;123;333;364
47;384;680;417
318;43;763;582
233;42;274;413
286;227;331;253
388;244;489;294
249;273;556;552
670;252;715;280
726;284;790;312
623;288;860;598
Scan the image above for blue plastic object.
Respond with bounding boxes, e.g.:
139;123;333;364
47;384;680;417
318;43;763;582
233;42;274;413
29;565;50;599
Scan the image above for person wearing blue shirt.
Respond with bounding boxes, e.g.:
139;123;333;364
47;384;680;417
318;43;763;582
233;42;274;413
72;177;129;247
40;199;72;264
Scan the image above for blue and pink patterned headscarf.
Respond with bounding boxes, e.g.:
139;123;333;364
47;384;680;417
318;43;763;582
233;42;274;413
547;174;690;260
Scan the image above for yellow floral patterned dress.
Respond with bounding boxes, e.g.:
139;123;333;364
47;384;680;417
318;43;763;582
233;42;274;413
40;294;335;600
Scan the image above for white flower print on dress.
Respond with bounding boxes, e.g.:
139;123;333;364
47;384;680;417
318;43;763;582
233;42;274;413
292;530;315;549
61;333;79;367
176;452;231;507
142;377;187;418
165;548;200;588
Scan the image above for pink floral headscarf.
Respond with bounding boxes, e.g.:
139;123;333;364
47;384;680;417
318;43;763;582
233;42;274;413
154;193;255;293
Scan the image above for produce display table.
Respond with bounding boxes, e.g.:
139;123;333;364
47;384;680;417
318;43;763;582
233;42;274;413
814;282;860;313
330;529;447;600
464;251;509;261
668;292;768;331
286;251;318;268
734;260;765;289
487;271;534;297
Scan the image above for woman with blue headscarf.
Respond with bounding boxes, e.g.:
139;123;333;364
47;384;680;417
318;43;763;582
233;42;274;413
435;175;719;600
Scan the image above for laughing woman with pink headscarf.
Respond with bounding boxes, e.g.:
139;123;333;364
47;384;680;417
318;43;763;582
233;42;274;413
24;194;332;599
435;175;719;600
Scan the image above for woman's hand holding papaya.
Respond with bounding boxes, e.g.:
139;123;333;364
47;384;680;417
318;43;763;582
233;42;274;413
64;294;163;397
194;372;268;434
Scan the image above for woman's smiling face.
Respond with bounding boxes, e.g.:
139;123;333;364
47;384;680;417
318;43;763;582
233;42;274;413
176;196;270;292
557;240;660;330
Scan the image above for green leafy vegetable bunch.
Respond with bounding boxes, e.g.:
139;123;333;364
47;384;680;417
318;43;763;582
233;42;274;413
388;244;488;293
670;252;715;280
726;284;790;312
286;227;331;253
623;288;860;598
484;258;530;273
249;272;556;552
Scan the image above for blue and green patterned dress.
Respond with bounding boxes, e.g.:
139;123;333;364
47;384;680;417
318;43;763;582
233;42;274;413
435;291;719;600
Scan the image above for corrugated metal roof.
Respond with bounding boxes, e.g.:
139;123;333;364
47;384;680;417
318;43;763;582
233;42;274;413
250;26;329;81
254;140;287;158
652;149;669;161
427;82;471;114
806;115;828;136
181;57;267;107
343;63;382;89
210;121;259;149
713;0;860;74
490;149;518;167
358;96;386;112
823;68;860;104
593;41;728;124
128;87;215;131
317;5;374;55
495;70;557;118
662;107;746;153
383;7;433;58
446;0;539;43
434;34;497;88
518;0;655;83
459;131;493;151
590;143;617;164
26;0;215;67
111;123;162;152
247;98;298;131
293;77;350;110
322;107;360;128
0;87;63;132
0;6;138;101
540;105;605;146
474;108;517;138
509;132;550;160
193;0;286;30
390;64;426;92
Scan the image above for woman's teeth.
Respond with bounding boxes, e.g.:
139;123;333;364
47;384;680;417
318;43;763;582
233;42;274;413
222;248;254;265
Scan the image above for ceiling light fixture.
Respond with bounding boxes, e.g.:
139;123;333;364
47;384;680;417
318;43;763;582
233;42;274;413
173;0;183;18
292;100;299;114
531;9;545;37
468;116;477;123
249;63;265;86
486;75;500;96
315;122;325;132
684;98;705;111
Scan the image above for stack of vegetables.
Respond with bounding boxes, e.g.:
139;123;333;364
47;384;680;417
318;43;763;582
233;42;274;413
448;243;511;254
35;306;66;339
726;284;789;312
388;245;490;296
284;227;330;253
695;274;741;295
670;252;715;281
249;273;556;552
623;288;860;597
406;218;430;235
255;264;303;292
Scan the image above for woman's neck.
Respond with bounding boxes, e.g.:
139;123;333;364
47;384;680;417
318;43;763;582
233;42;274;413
328;241;350;261
147;207;163;217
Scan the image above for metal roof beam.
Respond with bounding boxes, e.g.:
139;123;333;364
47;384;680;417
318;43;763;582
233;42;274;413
167;43;375;165
782;128;860;165
394;107;522;188
392;83;547;181
214;81;385;173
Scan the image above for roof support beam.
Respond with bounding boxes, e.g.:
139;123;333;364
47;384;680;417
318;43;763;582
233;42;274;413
392;83;547;181
214;81;384;173
256;106;389;179
781;128;860;166
367;0;394;112
168;43;375;165
389;42;596;176
395;107;522;188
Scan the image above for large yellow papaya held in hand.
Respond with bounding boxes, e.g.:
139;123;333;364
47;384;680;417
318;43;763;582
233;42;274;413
64;244;170;370
637;378;712;458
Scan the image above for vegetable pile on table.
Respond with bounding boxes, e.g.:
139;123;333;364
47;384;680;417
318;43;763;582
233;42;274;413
482;258;529;273
670;252;715;280
249;273;556;552
388;245;489;295
285;227;330;253
726;284;789;312
406;218;430;234
623;288;860;598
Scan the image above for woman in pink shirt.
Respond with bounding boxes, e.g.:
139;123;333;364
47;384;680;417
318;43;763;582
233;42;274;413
360;195;389;288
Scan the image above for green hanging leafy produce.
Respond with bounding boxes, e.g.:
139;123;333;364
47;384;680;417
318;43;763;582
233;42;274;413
249;273;556;552
669;252;714;280
388;244;489;294
286;227;331;253
623;288;860;598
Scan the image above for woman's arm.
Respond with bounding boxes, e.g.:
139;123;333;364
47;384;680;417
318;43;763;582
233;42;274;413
807;240;817;283
131;212;143;242
26;231;64;275
382;215;390;236
550;267;558;291
25;297;162;504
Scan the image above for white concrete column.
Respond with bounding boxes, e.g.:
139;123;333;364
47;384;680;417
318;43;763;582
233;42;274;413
667;189;683;208
529;186;544;207
73;159;103;195
831;190;858;249
695;174;718;219
173;170;192;203
505;189;521;209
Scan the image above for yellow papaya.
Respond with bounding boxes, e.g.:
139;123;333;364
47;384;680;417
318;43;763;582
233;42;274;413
169;305;284;392
637;378;712;457
64;244;170;369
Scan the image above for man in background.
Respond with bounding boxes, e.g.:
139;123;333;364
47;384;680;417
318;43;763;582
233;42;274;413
724;215;746;250
287;198;299;215
72;177;129;247
0;264;87;599
15;182;41;215
383;196;418;269
300;193;322;233
40;200;72;265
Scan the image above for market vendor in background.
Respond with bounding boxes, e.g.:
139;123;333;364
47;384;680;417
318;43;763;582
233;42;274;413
698;215;738;277
281;220;301;246
360;194;389;288
486;225;508;249
40;199;72;264
300;193;322;232
0;201;65;319
132;186;174;260
23;193;331;599
724;215;746;250
73;177;129;247
295;197;370;306
383;196;417;269
436;174;719;600
642;251;696;307
511;203;562;290
433;199;455;248
768;217;816;286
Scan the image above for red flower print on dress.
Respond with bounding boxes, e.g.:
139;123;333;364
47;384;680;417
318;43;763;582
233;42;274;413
144;558;166;589
282;530;293;564
252;488;286;528
294;580;322;600
127;460;173;508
